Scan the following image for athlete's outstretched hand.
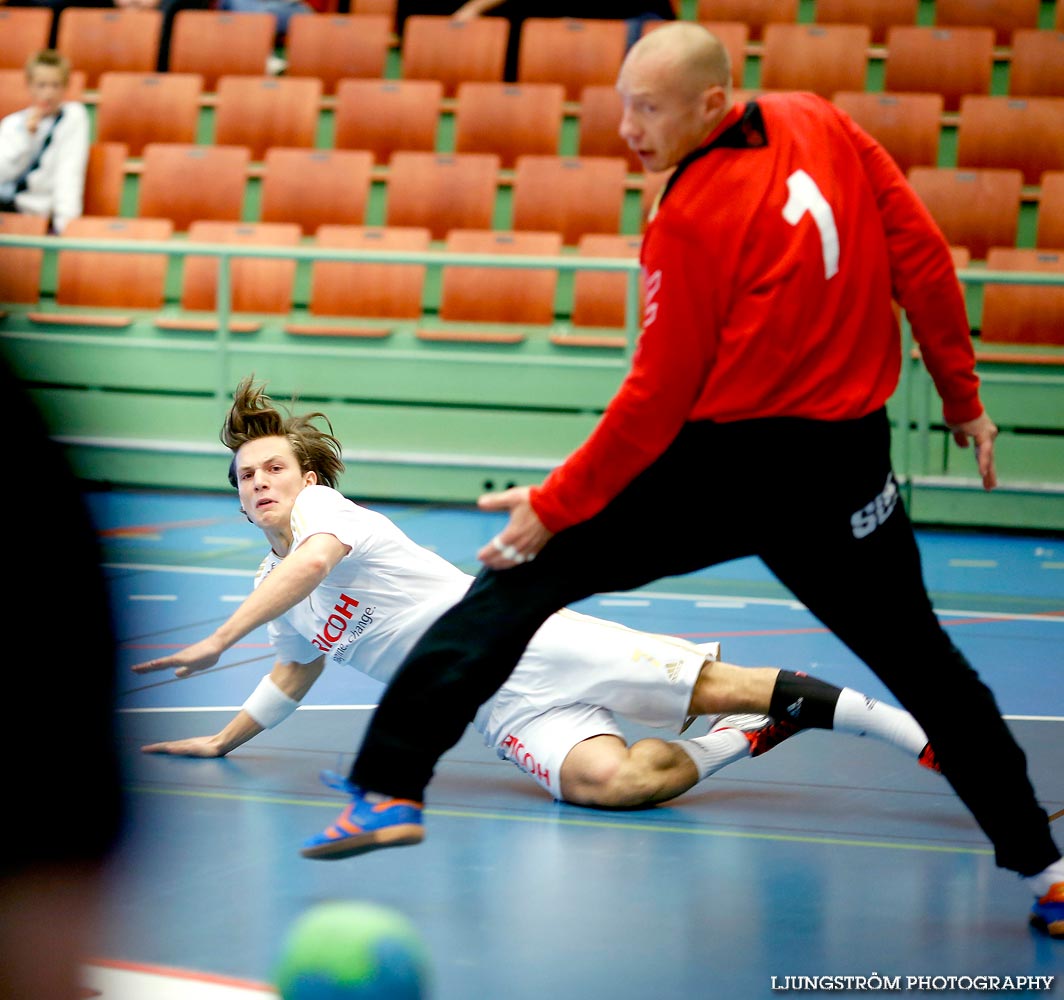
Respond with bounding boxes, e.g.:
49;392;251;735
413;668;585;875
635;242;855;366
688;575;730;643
141;735;225;757
477;486;554;569
949;411;998;491
131;636;224;678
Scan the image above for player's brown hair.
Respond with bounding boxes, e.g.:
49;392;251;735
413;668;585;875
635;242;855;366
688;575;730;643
221;376;344;490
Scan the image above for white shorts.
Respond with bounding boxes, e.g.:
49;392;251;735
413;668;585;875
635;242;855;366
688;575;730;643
473;607;720;798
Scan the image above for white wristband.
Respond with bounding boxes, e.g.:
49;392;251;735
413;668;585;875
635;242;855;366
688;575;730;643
242;675;299;729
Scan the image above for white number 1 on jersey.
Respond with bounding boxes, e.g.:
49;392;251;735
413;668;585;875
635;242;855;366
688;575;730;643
782;169;840;280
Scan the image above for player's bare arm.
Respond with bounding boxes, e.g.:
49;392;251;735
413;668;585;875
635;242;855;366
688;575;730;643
131;533;349;677
141;657;325;757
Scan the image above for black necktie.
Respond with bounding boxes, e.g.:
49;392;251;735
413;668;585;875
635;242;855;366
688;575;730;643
14;108;64;195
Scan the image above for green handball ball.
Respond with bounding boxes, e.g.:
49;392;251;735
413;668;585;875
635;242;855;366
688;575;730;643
275;901;430;1000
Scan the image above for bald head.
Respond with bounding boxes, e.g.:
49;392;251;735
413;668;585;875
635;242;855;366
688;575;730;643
623;22;732;99
616;23;733;173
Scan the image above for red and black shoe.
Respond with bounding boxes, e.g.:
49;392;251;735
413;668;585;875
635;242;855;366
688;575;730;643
712;714;801;757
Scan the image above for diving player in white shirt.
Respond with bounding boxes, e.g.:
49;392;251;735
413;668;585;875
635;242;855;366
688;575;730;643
133;377;939;816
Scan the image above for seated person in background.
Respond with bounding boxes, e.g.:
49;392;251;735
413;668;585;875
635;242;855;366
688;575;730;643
0;49;88;234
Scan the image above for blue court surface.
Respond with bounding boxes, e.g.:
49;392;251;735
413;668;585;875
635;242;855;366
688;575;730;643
91;489;1063;999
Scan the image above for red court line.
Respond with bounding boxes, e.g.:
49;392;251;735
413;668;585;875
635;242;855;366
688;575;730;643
99;517;225;538
87;957;273;992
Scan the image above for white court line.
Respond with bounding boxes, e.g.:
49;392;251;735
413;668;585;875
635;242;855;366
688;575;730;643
109;564;1064;623
202;537;254;546
129;594;177;602
948;559;998;568
83;960;273;998
121;705;377;714
107;563;256;577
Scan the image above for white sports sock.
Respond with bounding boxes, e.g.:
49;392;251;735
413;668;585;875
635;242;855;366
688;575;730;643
832;687;929;757
1026;859;1064;897
671;728;750;781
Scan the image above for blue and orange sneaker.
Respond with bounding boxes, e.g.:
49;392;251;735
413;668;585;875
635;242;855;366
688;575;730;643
1030;882;1064;938
301;771;424;860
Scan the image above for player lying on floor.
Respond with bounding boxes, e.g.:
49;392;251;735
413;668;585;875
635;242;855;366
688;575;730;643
132;377;939;833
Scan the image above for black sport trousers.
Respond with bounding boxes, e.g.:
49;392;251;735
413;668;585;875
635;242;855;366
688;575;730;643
352;408;1059;875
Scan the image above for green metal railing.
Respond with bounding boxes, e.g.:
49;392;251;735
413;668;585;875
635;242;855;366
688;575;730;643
2;231;1062;513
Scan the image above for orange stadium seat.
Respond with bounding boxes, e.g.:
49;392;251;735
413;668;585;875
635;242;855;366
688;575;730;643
934;0;1040;46
352;0;396;26
511;155;628;246
285;225;432;337
82;142;129;217
814;0;917;45
981;248;1064;345
423;229;562;343
94;72;202;157
956;96;1064;185
1008;30;1064;98
169;10;275;91
570;233;643;331
400;15;508;98
0;8;52;71
284;13;391;94
832;91;943;176
1035;171;1064;249
138;143;250;231
696;0;797;41
0;213;48;305
213;76;322;161
453;82;565;169
333;79;442;163
56;8;161;87
165;221;301;326
907;166;1023;259
33;217;173;326
517;18;628;101
883;26;994;112
759;23;871;98
385;152;499;240
260;148;373;235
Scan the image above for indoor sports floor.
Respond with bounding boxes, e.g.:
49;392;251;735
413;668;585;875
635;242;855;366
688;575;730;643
89;488;1063;998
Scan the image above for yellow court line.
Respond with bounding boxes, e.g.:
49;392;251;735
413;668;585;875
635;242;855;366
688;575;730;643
126;784;994;859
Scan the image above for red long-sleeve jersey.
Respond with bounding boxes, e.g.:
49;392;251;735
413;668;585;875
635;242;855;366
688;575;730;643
531;92;983;534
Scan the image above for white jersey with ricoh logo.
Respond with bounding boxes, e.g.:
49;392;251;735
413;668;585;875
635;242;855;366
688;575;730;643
258;485;716;797
258;485;472;683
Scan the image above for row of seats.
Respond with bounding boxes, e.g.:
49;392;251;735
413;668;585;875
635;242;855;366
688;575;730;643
3;8;1064;101
45;136;1064;258
696;0;1061;44
4;64;1061;186
4;213;1061;347
75;145;638;244
0;215;642;344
